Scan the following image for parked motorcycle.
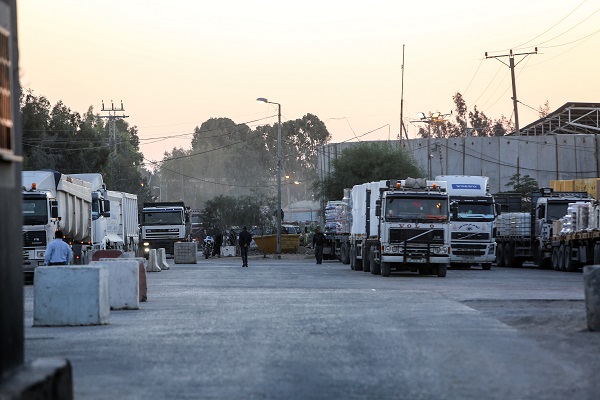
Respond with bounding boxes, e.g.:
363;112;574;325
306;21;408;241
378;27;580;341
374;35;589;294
203;236;214;259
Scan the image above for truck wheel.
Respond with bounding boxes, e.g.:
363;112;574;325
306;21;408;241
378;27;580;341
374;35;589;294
351;246;363;271
370;248;381;275
482;263;492;270
551;246;560;270
340;243;350;265
557;244;566;271
437;264;448;277
381;262;391;277
503;242;515;267
362;246;371;273
496;243;505;268
565;245;578;272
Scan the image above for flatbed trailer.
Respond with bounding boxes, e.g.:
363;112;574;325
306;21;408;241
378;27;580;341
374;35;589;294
551;230;600;272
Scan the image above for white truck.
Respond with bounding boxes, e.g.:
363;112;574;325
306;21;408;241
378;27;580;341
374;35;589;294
22;170;94;273
139;202;191;257
495;188;592;268
322;197;351;264
106;190;139;253
436;175;497;270
349;178;452;277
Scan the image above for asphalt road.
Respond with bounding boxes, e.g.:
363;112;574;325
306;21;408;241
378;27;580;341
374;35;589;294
23;255;600;400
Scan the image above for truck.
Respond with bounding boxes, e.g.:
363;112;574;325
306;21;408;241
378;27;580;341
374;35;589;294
22;171;95;273
72;174;141;253
495;188;592;269
322;195;351;264
550;200;600;272
349;178;452;277
139;202;192;257
436;175;497;270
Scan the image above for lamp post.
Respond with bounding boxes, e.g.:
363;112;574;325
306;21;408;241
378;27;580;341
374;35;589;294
257;97;282;258
413;111;451;179
152;186;162;202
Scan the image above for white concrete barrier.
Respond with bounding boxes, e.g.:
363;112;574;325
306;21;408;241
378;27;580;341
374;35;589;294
34;266;109;326
157;248;170;270
92;260;140;310
583;265;600;331
221;245;236;257
147;249;161;272
175;242;197;264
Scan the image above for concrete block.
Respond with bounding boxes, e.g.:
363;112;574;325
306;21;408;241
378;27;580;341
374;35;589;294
583;265;600;331
147;249;161;272
34;266;109;326
175;242;198;264
157;248;170;270
104;257;147;302
92;260;140;310
220;245;235;257
0;358;73;400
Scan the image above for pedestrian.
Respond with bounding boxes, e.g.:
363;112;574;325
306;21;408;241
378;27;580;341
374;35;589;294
312;226;326;265
238;226;252;267
213;233;223;257
44;230;73;266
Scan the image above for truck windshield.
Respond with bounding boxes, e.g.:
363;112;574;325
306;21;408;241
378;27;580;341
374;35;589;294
142;211;183;225
455;202;495;221
547;203;570;220
23;198;49;225
385;197;448;222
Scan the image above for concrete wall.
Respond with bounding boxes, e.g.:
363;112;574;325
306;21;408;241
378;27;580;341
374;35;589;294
317;135;600;195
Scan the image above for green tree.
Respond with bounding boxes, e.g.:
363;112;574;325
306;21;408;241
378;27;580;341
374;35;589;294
316;142;423;201
202;194;276;234
501;173;539;211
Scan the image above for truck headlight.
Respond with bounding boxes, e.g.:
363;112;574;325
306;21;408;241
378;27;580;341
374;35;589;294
432;246;448;254
36;250;45;258
143;242;150;247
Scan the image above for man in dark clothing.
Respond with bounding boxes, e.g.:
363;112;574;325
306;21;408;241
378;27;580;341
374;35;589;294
312;227;326;265
238;226;252;267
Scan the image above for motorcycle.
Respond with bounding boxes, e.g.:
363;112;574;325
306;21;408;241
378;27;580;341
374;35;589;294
203;236;214;259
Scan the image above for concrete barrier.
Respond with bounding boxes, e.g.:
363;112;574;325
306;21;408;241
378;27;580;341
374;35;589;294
157;248;170;270
220;245;236;257
583;265;600;331
147;249;161;272
92;260;140;310
34;266;109;326
175;242;197;264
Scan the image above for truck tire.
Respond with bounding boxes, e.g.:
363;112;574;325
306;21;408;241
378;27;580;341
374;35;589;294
381;262;391;277
340;243;350;265
594;243;600;265
437;264;448;277
351;245;363;271
551;246;560;270
496;243;505;268
565;245;578;272
362;246;371;273
370;248;381;275
503;242;515;267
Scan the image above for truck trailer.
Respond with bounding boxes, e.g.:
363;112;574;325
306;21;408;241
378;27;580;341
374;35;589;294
349;178;452;277
436;175;497;270
495;188;592;268
106;190;139;253
22;171;93;273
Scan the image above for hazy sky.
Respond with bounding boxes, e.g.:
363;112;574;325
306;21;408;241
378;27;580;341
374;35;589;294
17;0;600;165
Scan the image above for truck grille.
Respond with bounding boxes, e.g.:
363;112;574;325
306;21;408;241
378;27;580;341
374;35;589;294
451;232;490;240
389;228;445;244
452;243;488;256
23;230;46;247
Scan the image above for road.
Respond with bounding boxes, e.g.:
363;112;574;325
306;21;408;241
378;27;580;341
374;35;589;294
23;255;600;400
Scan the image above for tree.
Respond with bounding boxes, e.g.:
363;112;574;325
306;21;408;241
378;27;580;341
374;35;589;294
202;194;276;234
501;173;539;211
538;101;551;118
316;142;423;201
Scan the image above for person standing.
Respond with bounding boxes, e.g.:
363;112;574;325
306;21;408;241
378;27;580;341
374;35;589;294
238;226;252;267
44;230;73;266
312;227;326;265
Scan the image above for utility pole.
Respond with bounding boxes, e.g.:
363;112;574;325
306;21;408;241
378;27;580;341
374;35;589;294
99;100;129;154
485;48;537;135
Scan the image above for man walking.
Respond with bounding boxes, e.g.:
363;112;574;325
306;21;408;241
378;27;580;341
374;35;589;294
44;230;73;266
312;227;326;265
238;226;252;267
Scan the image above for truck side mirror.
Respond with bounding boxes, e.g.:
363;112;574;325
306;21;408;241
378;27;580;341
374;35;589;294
103;200;111;212
51;200;59;219
495;204;501;216
375;205;381;217
451;204;459;219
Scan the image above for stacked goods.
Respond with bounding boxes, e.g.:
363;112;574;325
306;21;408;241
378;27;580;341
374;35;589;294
325;200;349;233
574;202;592;232
497;213;531;237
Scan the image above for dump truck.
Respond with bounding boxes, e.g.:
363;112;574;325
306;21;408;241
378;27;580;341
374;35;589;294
349;178;452;277
139;202;191;257
22;170;94;273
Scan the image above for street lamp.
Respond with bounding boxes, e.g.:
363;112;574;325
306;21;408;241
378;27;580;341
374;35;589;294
152;186;162;202
257;97;282;258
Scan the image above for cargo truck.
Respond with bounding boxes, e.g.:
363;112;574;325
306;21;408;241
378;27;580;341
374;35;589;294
436;175;497;270
550;200;600;272
22;171;94;273
322;197;351;264
139;202;192;257
349;178;452;277
106;190;139;253
495;188;592;268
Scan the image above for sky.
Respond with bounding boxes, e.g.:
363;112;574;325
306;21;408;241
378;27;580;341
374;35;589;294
16;0;600;165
